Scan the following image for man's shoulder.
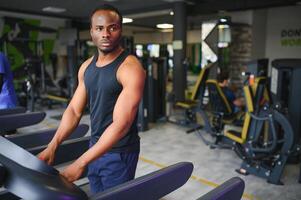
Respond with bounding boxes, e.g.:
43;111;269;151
122;54;142;68
83;56;94;66
78;56;94;77
125;54;139;62
117;54;145;84
80;56;94;70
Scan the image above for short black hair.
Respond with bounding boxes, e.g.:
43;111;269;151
217;71;230;83
90;4;123;28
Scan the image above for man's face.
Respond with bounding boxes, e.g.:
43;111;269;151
90;10;122;53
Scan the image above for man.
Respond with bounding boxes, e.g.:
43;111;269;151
217;71;244;113
0;52;17;109
38;4;145;194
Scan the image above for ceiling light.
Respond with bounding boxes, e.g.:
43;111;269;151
42;6;66;13
220;18;227;23
123;18;133;24
170;11;174;16
156;23;173;29
218;24;230;29
160;29;173;33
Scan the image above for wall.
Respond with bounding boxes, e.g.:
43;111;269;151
132;29;202;44
251;9;267;60
229;24;252;96
226;6;301;72
265;6;301;63
134;31;173;44
229;10;253;25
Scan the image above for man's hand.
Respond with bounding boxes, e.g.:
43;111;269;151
60;159;86;182
37;146;56;165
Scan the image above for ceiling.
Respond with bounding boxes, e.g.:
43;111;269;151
0;0;300;29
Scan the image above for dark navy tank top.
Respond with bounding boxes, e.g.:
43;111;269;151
84;50;140;152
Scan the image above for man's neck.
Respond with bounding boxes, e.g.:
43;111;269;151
98;46;122;56
97;46;123;65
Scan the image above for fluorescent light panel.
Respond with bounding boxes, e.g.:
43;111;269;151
123;18;133;23
156;23;173;29
42;6;66;13
220;18;227;23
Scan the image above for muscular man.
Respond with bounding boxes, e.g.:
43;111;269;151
38;4;145;194
0;52;17;109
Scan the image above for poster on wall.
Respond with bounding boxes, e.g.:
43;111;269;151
266;6;301;62
281;28;301;47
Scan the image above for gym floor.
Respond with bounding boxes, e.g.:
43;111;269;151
18;107;301;200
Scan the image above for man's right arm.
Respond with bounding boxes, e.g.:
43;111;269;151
38;57;92;164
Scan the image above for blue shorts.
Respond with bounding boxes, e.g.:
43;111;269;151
87;150;140;194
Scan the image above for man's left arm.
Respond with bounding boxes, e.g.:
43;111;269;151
61;56;145;182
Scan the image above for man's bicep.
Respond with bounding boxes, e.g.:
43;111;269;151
112;89;141;130
68;76;87;116
113;57;145;125
67;59;92;115
70;80;87;112
113;77;145;125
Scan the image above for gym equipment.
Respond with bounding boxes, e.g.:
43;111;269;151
137;57;150;132
169;63;212;127
90;162;192;200
0;111;46;133
137;56;169;130
0;136;87;200
225;82;294;184
245;59;269;77
194;59;269;141
194;74;295;184
0;135;193;200
147;57;168;122
270;59;301;184
187;79;244;148
0;136;90;199
191;71;269;136
197;177;244;200
29;137;90;166
23;57;41;111
0;107;26;116
271;59;301;145
6;123;89;149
